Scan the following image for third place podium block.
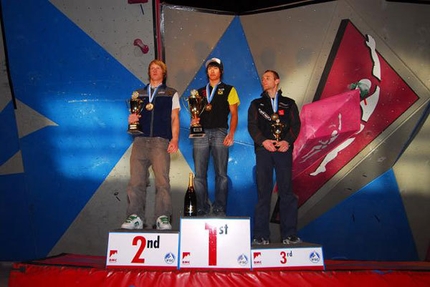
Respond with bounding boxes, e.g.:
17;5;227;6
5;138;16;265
251;242;325;270
179;217;251;270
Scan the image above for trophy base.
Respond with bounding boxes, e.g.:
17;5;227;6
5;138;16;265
128;129;144;135
128;124;144;135
189;133;205;138
189;126;205;138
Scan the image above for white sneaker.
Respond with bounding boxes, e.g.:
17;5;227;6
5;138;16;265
121;214;143;229
156;215;172;230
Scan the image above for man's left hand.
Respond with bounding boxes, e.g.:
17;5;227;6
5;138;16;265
276;140;290;152
224;134;234;146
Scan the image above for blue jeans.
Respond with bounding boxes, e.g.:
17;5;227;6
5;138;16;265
253;148;298;240
193;128;229;215
126;137;172;223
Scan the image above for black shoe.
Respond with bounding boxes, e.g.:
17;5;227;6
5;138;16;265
282;235;302;244
197;210;209;217
212;210;226;217
252;238;270;245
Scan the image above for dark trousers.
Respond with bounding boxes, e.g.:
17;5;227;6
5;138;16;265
253;148;298;240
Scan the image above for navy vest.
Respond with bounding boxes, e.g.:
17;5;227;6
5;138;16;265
135;84;177;140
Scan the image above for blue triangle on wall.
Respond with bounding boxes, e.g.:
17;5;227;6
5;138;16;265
1;0;143;260
299;168;418;261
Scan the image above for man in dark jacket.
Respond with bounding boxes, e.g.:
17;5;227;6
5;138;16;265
247;70;301;245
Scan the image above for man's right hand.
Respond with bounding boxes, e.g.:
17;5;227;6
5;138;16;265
262;139;278;152
129;114;140;124
190;117;200;126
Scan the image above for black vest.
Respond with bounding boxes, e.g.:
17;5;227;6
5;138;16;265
198;82;233;129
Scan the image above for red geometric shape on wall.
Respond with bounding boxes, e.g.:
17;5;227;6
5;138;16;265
291;19;419;207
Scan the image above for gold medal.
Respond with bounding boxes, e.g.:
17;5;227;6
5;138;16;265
205;103;212;111
146;103;154;111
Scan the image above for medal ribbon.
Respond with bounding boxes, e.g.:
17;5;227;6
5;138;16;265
270;91;279;114
205;82;220;105
147;84;160;104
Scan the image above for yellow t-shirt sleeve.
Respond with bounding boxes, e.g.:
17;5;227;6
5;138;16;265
227;87;240;106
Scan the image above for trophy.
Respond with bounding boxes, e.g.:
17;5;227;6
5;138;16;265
127;91;144;134
187;89;206;138
271;113;284;149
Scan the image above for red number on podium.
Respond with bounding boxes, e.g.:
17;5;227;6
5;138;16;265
280;251;288;264
131;236;146;263
205;223;217;266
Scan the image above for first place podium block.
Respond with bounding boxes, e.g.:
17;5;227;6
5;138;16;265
179;217;251;270
106;229;179;270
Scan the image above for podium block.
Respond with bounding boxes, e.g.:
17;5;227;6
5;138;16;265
106;229;179;269
251;243;324;270
179;217;251;270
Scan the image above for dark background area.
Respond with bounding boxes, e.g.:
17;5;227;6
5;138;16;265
161;0;334;14
161;0;429;14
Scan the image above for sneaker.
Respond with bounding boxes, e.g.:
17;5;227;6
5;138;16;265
282;235;302;244
121;214;143;230
252;238;270;245
156;215;172;230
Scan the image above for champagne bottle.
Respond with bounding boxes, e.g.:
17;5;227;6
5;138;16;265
184;172;197;216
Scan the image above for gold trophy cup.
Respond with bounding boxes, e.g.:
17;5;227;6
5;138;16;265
127;91;144;134
271;113;284;149
188;89;206;138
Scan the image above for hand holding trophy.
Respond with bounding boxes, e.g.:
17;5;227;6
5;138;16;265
127;91;144;134
270;113;284;149
187;89;206;138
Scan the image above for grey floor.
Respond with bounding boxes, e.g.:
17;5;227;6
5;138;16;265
0;262;12;287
